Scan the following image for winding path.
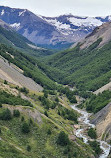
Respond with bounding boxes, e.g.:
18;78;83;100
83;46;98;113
71;104;111;158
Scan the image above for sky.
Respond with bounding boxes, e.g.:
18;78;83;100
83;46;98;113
0;0;111;17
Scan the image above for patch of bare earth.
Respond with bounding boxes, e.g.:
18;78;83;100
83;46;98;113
3;105;42;124
0;57;43;92
91;102;111;141
94;81;111;95
0;82;19;96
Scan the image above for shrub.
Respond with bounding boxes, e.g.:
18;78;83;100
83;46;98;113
0;90;33;107
73;152;77;157
57;131;70;146
29;118;33;125
13;110;20;117
38;96;42;101
57;105;78;123
68;153;71;158
47;129;51;135
58;110;60;115
40;96;50;109
20;87;29;94
70;96;77;103
55;97;59;103
4;80;8;84
89;140;101;155
88;128;97;139
21;122;30;133
21;116;24;122
63;146;70;155
44;91;48;98
27;145;31;152
0;103;2;108
51;102;57;109
44;111;48;117
0;108;12;120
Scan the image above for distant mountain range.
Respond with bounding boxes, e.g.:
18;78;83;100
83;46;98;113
0;6;111;49
0;18;33;48
0;18;53;58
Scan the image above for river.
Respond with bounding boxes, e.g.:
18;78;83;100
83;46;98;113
71;104;111;158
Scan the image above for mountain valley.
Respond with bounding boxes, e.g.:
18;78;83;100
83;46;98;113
1;4;111;158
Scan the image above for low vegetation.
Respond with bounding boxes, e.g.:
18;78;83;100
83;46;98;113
0;90;33;107
38;90;78;123
0;81;94;158
13;110;20;117
88;128;97;139
0;108;12;120
56;131;70;146
21;122;30;134
57;104;78;123
57;86;77;103
89;140;101;156
86;90;111;113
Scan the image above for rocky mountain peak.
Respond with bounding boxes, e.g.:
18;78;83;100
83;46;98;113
0;6;111;49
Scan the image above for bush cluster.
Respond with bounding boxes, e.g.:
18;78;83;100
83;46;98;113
57;131;70;146
0;91;33;107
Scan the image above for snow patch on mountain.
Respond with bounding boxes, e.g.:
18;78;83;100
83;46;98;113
68;17;103;27
1;9;4;16
44;18;71;30
19;10;26;16
10;23;20;30
43;16;105;36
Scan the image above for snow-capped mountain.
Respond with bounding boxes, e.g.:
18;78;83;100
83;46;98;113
42;14;111;42
0;6;111;49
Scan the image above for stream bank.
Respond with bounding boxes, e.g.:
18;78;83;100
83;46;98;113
71;104;111;158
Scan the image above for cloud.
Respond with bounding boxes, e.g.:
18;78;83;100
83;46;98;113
0;0;111;16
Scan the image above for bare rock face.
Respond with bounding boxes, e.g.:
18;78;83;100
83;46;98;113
0;57;43;92
0;6;111;48
72;22;111;50
91;102;111;142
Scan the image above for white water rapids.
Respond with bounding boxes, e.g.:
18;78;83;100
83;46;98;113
71;104;111;158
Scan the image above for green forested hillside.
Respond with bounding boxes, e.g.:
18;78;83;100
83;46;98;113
86;90;111;113
0;44;56;89
45;38;111;91
0;25;53;57
0;26;33;48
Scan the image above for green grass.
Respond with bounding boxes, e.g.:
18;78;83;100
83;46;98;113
0;106;94;158
0;83;94;158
